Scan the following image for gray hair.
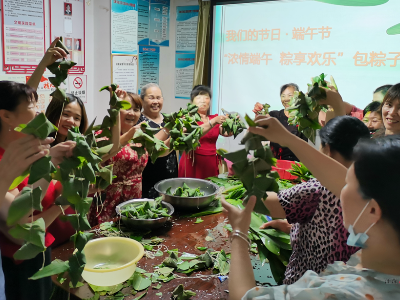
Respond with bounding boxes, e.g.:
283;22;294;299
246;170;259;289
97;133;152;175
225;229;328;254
140;83;162;100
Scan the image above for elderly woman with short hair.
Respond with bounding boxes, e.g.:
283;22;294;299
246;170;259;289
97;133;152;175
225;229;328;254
136;83;178;198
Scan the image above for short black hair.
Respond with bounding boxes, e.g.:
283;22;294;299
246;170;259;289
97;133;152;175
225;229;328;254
0;81;38;131
191;85;212;101
319;116;370;161
280;83;299;96
363;101;381;116
353;135;400;242
373;84;393;96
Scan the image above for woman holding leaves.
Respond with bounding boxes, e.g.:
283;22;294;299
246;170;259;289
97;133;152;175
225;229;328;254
259;116;369;284
0;135;65;300
88;92;149;225
137;83;177;198
0;81;76;300
253;83;307;161
178;85;230;179
223;118;400;299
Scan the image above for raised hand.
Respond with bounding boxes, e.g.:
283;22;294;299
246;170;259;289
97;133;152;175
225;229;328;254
1;136;53;185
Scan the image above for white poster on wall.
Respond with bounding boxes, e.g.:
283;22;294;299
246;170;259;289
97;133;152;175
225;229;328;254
50;0;85;73
2;0;46;73
68;75;87;103
111;0;138;55
112;55;138;93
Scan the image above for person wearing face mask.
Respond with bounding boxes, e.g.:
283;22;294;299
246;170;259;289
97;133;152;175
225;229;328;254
362;101;384;137
253;83;307;161
178;85;230;179
136;83;176;198
222;111;400;299
257;116;369;284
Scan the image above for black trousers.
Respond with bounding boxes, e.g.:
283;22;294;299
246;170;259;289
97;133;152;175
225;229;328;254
2;248;52;300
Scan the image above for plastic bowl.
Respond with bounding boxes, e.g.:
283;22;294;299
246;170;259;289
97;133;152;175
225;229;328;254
116;199;174;230
81;237;144;286
154;178;219;210
272;160;300;180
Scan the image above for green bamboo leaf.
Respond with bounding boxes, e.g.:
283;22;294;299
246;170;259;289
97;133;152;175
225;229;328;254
14;113;57;139
244;114;257;127
9;218;46;248
131;273;151;291
14;242;45;260
30;259;70;280
82;162;96;183
7;187;42;226
93;144;113;157
9;168;30;190
28;156;56;184
50;88;67;102
116;100;132;110
68;250;86;288
261;236;280;255
85;118;97;136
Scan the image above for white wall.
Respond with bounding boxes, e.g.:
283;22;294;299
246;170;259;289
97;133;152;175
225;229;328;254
92;0;198;122
0;0;198;124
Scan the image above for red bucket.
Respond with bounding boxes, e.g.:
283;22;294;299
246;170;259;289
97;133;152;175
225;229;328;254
272;160;300;180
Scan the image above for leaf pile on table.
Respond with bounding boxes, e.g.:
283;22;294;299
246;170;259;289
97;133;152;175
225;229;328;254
8;71;129;287
286;73;337;143
163;103;203;153
120;198;171;220
130;122;169;164
222;114;279;216
207;176;292;285
166;183;205;197
220;111;247;139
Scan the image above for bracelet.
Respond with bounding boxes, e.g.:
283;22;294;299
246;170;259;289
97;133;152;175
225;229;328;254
162;128;170;137
230;230;251;249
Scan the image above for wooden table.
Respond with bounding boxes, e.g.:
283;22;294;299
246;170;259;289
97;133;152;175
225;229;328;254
52;212;232;300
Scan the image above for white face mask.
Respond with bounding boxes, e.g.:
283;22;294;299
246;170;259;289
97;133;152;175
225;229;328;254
347;201;376;248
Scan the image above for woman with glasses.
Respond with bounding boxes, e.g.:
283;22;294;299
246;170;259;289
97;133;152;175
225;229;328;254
253;83;307;161
136;83;177;198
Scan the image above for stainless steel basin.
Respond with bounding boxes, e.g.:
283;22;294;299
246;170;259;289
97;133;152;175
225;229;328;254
116;199;174;230
154;178;219;210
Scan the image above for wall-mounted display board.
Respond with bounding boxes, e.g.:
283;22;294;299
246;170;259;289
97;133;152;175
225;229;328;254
50;0;86;74
2;0;46;73
112;55;138;93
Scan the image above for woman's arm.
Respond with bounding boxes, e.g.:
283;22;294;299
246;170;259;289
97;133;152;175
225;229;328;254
263;192;286;219
27;37;67;90
100;87;123;161
250;116;347;197
200;115;227;137
221;197;257;300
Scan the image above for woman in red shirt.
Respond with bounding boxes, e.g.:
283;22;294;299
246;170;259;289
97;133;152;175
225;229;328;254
178;85;230;179
0;44;75;300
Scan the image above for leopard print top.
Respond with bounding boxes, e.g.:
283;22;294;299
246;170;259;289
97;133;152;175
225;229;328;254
278;178;360;284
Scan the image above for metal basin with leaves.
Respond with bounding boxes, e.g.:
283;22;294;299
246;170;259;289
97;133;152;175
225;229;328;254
116;199;174;230
81;237;144;286
154;178;219;210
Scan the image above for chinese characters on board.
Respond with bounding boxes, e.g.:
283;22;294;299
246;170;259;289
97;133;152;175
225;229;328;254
224;26;399;67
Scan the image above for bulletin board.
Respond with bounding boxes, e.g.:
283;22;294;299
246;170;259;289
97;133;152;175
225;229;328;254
50;0;86;74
